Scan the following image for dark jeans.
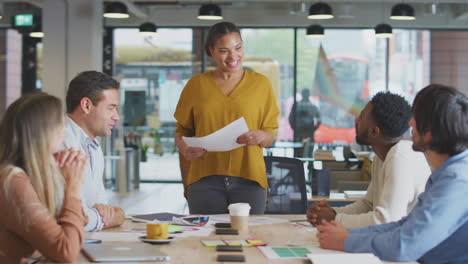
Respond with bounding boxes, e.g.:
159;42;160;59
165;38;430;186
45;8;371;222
187;175;267;215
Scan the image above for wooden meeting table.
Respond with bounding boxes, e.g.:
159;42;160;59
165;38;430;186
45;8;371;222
77;215;417;264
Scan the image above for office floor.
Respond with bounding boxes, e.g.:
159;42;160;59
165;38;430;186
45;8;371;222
106;183;189;215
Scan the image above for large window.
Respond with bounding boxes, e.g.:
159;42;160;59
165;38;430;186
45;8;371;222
114;28;198;181
296;29;386;145
112;27;431;182
241;29;294;153
389;30;431;103
295;29;430;145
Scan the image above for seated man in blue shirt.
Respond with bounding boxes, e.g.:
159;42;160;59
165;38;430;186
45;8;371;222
63;71;125;231
316;84;468;264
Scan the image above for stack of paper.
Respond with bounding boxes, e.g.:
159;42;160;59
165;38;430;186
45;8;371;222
182;117;249;152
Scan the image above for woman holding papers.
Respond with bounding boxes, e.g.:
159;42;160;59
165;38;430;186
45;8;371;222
0;93;88;263
174;22;280;214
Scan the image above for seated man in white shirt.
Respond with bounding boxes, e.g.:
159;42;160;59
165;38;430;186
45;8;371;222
64;71;124;231
307;92;431;228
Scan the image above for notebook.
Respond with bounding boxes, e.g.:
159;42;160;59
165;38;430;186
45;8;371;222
82;242;170;262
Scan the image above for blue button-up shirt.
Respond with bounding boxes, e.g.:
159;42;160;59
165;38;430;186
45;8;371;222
63;117;106;232
344;150;468;264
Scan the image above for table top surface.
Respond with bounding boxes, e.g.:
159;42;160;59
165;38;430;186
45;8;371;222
77;215;416;264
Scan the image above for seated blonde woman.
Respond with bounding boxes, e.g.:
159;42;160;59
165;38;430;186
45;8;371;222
0;93;88;263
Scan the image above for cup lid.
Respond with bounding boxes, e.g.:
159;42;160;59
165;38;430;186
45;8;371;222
228;203;251;216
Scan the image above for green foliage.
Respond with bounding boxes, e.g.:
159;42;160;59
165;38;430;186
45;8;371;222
140;144;149;153
149;128;161;144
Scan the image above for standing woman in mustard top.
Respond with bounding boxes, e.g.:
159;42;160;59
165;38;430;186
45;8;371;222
0;93;88;263
174;22;280;214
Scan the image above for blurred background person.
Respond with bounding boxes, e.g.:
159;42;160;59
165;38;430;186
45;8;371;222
289;88;321;157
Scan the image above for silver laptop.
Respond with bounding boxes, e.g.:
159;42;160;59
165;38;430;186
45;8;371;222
82;242;170;262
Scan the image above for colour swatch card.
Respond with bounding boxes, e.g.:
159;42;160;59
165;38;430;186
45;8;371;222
259;247;312;259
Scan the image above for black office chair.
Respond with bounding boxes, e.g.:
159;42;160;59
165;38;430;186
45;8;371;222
264;156;307;214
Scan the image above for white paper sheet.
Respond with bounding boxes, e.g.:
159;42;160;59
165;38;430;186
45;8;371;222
307;253;382;264
182;117;249;152
172;226;214;238
292;221;317;232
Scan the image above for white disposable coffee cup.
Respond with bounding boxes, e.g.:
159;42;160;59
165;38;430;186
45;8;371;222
228;203;251;232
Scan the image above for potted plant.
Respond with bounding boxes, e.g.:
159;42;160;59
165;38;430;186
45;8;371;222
140;144;149;162
150;128;164;156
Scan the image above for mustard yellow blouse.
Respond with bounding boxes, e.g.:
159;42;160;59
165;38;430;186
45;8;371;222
174;70;280;189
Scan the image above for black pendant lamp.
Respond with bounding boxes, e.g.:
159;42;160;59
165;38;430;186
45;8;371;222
306;24;324;38
375;23;393;38
104;2;130;19
198;4;223;20
390;3;415;20
308;2;334;20
139;22;157;36
29;23;43;38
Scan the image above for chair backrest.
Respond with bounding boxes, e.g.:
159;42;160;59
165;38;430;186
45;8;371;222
264;156;307;214
330;170;361;190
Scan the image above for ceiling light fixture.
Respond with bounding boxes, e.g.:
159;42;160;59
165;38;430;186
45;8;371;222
308;2;334;20
104;2;130;19
139;22;157;36
375;0;393;38
375;23;393;38
29;24;43;38
197;4;223;20
390;3;415;20
306;24;325;38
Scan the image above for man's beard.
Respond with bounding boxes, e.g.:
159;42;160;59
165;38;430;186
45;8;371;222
412;137;426;152
356;126;369;145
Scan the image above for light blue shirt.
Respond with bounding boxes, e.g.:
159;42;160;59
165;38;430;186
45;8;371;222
344;150;468;264
64;117;106;232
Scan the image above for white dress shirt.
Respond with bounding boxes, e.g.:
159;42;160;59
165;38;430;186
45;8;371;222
64;117;106;231
333;140;431;228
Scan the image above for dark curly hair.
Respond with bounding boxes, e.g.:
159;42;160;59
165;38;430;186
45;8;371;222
66;71;119;113
412;84;468;156
370;92;412;140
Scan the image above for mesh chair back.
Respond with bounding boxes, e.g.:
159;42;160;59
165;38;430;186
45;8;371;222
264;156;307;214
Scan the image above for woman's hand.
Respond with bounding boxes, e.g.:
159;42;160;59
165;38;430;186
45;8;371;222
180;145;207;161
176;133;206;160
237;130;273;147
55;148;88;198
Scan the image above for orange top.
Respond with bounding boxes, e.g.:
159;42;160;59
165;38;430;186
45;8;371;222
0;167;86;263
